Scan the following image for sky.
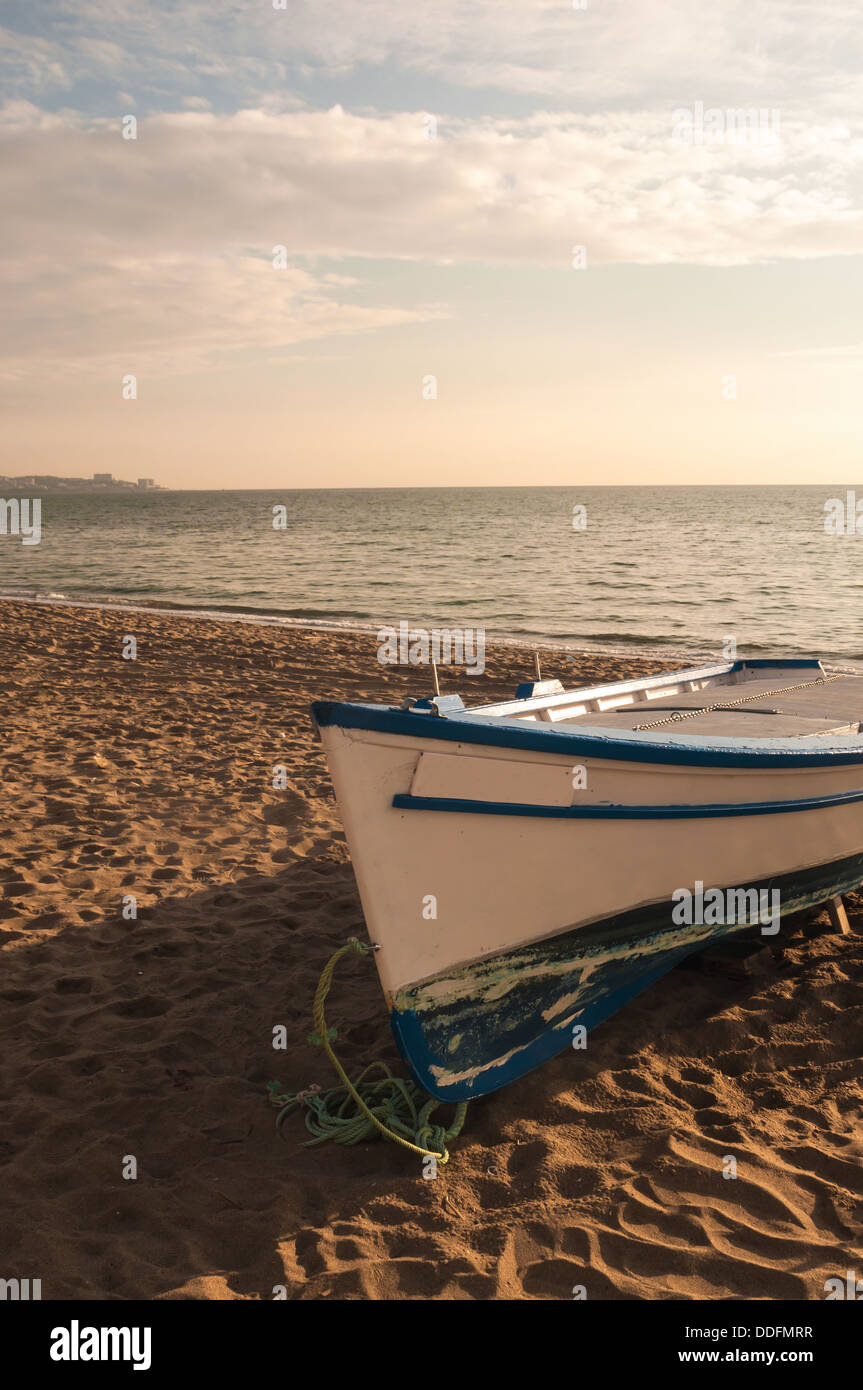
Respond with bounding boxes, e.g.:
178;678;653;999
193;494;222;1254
1;0;862;487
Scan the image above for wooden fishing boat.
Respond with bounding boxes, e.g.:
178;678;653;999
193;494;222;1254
311;658;863;1101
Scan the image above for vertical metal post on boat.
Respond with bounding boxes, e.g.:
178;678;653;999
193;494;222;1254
431;660;441;697
534;651;542;682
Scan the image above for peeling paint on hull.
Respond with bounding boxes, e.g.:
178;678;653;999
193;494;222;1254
391;850;863;1101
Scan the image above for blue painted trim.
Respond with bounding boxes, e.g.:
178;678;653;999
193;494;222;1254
390;960;677;1103
392;785;863;820
730;659;822;669
311;700;863;768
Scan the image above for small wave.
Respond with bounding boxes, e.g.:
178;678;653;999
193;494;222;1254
0;592;709;663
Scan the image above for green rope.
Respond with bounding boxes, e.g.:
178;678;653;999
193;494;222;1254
268;938;468;1163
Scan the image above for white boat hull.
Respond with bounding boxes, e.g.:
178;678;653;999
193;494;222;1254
312;659;863;1098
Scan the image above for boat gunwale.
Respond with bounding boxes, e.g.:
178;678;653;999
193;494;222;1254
472;656;824;718
311;653;863;767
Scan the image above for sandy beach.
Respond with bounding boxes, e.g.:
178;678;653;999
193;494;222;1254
1;596;862;1301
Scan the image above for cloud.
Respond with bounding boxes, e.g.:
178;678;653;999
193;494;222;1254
3;102;860;262
4;2;863;112
0;103;456;379
0;245;447;382
0;25;72;95
1;97;860;380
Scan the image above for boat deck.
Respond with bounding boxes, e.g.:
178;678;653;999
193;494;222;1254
475;663;863;740
561;675;863;737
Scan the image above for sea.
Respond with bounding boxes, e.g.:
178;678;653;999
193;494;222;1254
2;485;862;664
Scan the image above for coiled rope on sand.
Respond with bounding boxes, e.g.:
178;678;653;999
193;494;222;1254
267;938;468;1163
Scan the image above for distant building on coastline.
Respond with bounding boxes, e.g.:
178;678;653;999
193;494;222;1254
0;473;165;491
